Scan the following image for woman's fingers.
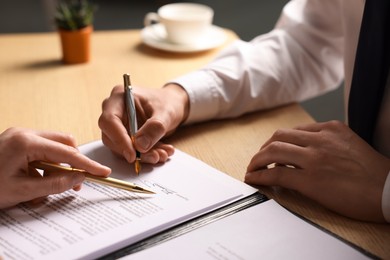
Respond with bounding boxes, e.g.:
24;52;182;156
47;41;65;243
17;171;85;202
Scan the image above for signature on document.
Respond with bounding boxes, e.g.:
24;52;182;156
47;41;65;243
140;180;189;201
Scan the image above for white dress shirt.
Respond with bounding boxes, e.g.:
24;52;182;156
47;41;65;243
171;0;390;221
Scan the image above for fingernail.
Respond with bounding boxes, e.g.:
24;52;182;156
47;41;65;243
94;161;111;171
244;172;252;181
73;173;85;186
102;165;111;171
142;154;157;164
136;135;150;151
123;150;132;162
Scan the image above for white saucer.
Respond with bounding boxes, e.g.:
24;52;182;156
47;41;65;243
141;24;227;53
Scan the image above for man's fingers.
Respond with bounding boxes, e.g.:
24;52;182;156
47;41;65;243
136;118;168;152
261;128;318;150
101;132;135;163
261;122;347;152
139;143;174;164
248;141;307;172
294;120;346;132
99;113;131;151
245;166;304;190
99;103;134;162
155;143;175;157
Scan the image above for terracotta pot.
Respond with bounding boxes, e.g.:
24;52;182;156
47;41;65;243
59;26;92;64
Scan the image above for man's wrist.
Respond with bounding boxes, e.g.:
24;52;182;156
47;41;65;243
163;83;190;125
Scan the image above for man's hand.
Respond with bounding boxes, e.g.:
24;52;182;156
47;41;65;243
98;84;189;164
245;121;390;222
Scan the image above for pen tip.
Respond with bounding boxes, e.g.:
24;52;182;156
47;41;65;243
136;186;155;194
135;160;141;175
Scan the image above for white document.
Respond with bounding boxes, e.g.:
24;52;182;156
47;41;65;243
0;141;257;260
124;200;370;260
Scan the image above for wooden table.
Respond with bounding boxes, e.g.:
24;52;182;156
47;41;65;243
0;30;389;258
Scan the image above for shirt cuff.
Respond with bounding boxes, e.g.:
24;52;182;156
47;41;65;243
382;170;390;222
169;70;220;125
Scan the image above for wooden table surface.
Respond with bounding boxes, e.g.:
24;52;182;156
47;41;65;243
0;29;388;258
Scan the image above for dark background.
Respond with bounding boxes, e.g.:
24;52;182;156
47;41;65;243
0;0;344;122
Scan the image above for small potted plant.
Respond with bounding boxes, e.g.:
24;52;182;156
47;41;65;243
55;0;97;64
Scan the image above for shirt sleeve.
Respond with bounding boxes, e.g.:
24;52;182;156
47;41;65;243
382;171;390;222
171;0;345;124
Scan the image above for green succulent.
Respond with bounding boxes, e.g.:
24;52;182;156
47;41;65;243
55;0;97;31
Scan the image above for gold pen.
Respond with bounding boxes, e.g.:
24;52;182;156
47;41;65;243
29;160;154;194
123;73;141;175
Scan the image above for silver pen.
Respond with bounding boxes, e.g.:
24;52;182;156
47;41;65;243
123;73;141;175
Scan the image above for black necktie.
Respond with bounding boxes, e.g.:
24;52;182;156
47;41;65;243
348;0;390;145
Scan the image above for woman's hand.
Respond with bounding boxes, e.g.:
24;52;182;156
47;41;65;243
0;127;111;209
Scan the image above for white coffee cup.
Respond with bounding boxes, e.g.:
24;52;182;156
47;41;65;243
144;3;214;45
